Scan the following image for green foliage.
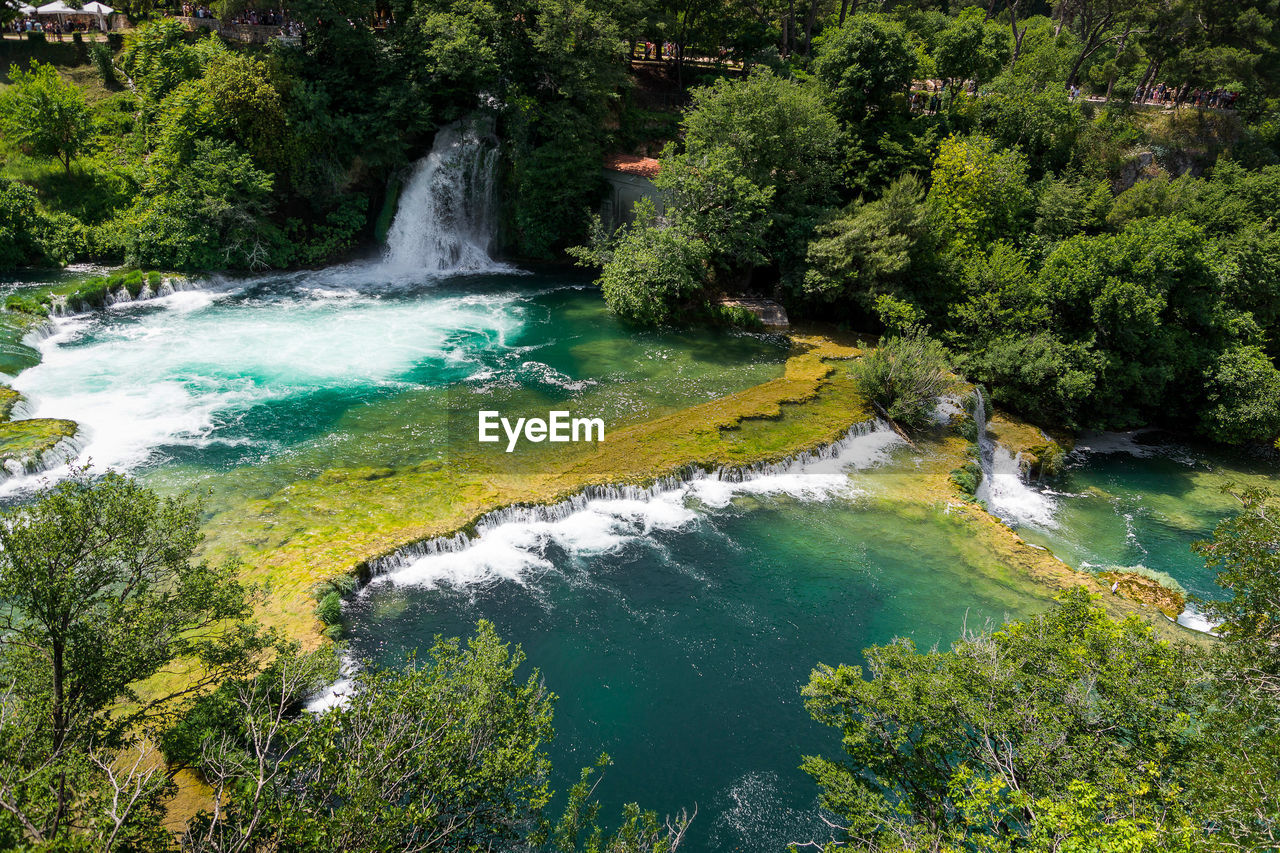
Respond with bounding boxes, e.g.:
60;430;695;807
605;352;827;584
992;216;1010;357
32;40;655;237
1200;345;1280;444
932;8;1011;100
802;174;945;318
927;134;1033;251
801;589;1201;852
189;622;558;851
813;14;916;125
1193;487;1280;648
966;91;1084;177
592;201;711;326
653;146;773;276
0;469;266;848
677;69;843;272
852;329;952;429
950;457;981;497
120;139;280;270
315;590;343;626
0;59;93;174
0;180;51;268
90;42;116;88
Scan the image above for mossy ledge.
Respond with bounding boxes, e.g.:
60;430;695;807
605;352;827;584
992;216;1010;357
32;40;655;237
0;418;80;478
203;330;873;643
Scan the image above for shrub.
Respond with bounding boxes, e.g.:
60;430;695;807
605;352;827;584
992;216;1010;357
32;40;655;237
91;42;117;87
951;458;982;497
853;329;954;429
147;271;162;288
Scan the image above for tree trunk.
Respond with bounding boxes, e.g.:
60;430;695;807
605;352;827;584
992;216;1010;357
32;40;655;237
802;0;819;55
1008;0;1025;62
1104;24;1131;101
838;0;849;25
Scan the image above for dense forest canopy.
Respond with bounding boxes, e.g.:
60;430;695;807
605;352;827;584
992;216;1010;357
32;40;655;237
1;1;1279;438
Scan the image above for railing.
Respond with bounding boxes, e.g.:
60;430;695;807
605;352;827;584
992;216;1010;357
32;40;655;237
172;15;295;44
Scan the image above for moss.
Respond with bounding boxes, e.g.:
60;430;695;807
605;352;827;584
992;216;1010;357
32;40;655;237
987;411;1074;479
4;294;45;316
196;331;871;642
0;387;23;423
1099;569;1187;619
148;271;163;288
0;418;77;472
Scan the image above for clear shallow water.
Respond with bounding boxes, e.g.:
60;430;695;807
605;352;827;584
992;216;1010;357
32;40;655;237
1004;432;1279;602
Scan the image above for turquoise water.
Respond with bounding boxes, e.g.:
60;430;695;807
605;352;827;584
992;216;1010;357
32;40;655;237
6;266;1273;849
346;449;1051;851
1013;432;1280;602
1;268;787;501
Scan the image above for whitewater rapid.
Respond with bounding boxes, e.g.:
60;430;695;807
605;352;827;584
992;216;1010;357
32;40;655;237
364;421;905;591
3;275;528;494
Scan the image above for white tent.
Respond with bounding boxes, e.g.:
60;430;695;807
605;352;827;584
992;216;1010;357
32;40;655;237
35;0;111;28
17;3;38;13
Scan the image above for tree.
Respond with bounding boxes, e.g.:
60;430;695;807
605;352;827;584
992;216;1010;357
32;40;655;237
851;328;953;428
813;14;917;125
181;622;692;852
1200;346;1280;445
0;470;264;848
1193;487;1280;651
1185;487;1280;849
121;139;281;269
932;8;1011;102
587;200;711;325
1055;0;1148;88
0;180;50;269
677;69;843;272
0;60;93;174
802;174;945;318
927;134;1033;251
799;589;1202;852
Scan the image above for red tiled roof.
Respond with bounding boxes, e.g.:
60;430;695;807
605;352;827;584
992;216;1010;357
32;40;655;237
604;154;661;178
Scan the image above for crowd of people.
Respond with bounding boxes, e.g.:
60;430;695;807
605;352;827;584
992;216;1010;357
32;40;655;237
177;3;303;37
1135;82;1239;109
7;13;108;36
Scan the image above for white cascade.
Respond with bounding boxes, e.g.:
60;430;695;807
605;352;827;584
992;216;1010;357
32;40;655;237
364;419;904;588
973;388;1057;529
384;119;504;274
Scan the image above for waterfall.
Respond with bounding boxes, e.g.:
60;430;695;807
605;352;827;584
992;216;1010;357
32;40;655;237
973;388;1057;528
363;419;902;584
384;119;504;274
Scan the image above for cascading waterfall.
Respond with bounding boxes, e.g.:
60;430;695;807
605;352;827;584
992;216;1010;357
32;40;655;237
973;388;1057;528
363;419;902;584
383;119;504;274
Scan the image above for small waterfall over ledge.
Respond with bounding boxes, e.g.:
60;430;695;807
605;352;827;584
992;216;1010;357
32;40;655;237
973;389;1057;529
384;119;505;274
362;419;903;587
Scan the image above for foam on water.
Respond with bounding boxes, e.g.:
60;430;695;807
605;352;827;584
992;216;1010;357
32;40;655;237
3;274;527;492
976;445;1059;529
367;421;903;592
